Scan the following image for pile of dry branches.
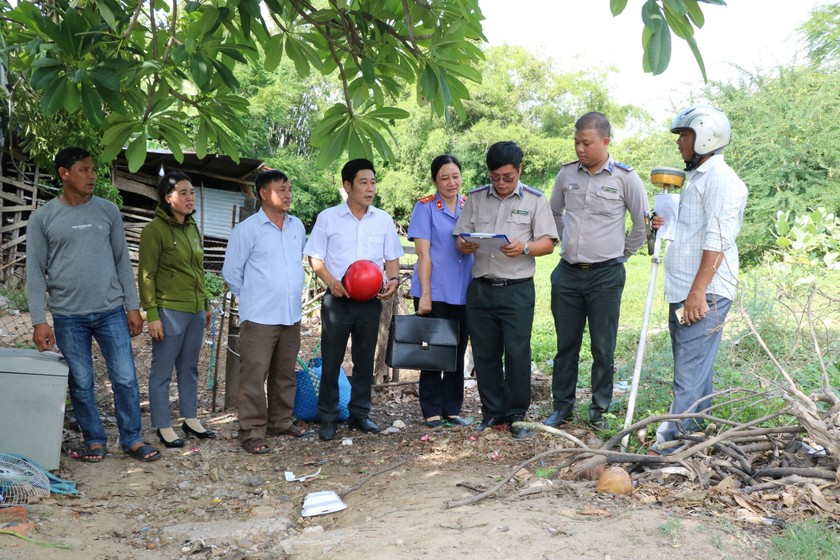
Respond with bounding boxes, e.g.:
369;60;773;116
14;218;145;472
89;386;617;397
448;286;840;513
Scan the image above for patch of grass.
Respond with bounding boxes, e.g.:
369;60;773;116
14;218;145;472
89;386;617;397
533;466;557;479
658;518;684;547
0;285;28;312
769;520;840;560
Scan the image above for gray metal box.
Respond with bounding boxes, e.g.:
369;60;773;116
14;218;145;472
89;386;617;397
0;348;69;470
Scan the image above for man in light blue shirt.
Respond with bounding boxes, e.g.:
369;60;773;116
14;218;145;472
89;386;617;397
223;170;312;454
304;158;404;441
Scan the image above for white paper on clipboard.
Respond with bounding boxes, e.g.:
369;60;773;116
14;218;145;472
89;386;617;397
654;193;680;241
459;232;511;251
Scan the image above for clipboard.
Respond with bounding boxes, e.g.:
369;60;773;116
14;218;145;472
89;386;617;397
459;232;511;251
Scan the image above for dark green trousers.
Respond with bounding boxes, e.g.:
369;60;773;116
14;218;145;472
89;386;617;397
466;278;535;420
550;261;625;421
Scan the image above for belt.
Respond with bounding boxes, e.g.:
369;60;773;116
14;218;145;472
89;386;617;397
476;277;530;287
561;257;625;270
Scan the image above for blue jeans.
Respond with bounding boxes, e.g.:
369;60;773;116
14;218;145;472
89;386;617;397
53;307;143;452
149;308;206;428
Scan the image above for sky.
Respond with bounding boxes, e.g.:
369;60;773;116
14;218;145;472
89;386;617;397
479;0;830;120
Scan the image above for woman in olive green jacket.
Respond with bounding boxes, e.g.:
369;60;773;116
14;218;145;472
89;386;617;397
138;172;215;448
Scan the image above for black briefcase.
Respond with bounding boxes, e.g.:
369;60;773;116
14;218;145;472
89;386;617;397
385;315;459;372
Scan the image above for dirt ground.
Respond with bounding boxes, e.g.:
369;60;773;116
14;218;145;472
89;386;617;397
0;313;781;560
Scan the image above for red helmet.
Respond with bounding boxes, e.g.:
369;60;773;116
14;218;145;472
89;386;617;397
342;260;383;301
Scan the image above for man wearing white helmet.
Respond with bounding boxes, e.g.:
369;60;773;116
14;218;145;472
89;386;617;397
652;105;748;451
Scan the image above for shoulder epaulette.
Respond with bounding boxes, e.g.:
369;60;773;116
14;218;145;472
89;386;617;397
418;194;436;204
468;185;491;194
614;161;634;171
522;185;544;197
562;160;579;167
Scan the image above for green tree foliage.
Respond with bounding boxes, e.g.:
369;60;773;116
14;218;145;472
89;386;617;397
710;65;840;263
375;46;642;225
0;0;721;173
609;0;726;80
0;0;486;172
799;3;840;68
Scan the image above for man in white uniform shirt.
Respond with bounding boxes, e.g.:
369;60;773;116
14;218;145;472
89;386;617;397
304;159;404;441
652;105;748;450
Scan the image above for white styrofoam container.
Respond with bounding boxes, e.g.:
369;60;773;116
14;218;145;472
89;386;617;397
0;348;69;470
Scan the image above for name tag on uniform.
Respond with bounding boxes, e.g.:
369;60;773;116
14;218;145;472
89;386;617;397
512;209;529;215
565;184;580;191
600;186;619;194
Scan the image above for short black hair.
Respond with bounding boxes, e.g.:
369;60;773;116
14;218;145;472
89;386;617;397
157;171;192;217
341;158;375;185
486;141;523;172
575;112;611;138
430;154;462;181
255;169;289;195
54;147;92;178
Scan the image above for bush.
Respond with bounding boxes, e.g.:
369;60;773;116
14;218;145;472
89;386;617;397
204;271;225;300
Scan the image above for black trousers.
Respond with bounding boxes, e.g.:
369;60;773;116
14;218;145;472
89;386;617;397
550;261;625;421
412;298;468;418
466;278;535;420
318;294;382;422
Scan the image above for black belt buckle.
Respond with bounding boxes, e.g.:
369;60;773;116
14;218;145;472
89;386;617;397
577;263;592;270
489;278;507;287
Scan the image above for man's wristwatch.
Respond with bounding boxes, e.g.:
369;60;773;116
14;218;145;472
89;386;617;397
388;276;399;283
523;243;530;256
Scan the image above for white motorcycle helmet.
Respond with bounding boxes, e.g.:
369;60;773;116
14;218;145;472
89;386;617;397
671;105;731;169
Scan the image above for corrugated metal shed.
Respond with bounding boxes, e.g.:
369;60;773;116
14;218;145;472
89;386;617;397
193;187;249;240
113;149;265;240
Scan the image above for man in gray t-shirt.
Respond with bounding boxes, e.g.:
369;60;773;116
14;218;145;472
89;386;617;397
26;147;160;463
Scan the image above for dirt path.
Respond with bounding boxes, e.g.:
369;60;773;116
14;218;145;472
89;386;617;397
2;388;767;560
0;315;773;559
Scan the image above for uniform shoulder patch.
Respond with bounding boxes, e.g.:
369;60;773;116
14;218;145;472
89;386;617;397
614;161;634;171
522;185;544;197
418;194;436;204
468;185;490;195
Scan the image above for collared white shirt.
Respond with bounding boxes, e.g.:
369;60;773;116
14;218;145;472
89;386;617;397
664;155;748;303
303;202;404;280
222;208;306;325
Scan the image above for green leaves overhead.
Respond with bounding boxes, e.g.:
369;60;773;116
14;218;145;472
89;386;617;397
3;0;725;171
612;0;716;80
310;104;410;168
1;0;488;170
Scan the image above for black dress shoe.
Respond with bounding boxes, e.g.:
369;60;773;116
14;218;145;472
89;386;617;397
348;417;381;433
156;429;185;448
319;421;337;441
508;415;531;439
182;422;217;439
473;417;504;432
544;409;573;428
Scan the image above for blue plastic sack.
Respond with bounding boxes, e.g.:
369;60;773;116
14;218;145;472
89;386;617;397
294;356;351;422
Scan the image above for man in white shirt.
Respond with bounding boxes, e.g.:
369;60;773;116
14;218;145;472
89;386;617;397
304;159;404;441
652;105;748;450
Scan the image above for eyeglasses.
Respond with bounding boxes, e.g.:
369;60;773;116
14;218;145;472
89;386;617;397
489;173;518;185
